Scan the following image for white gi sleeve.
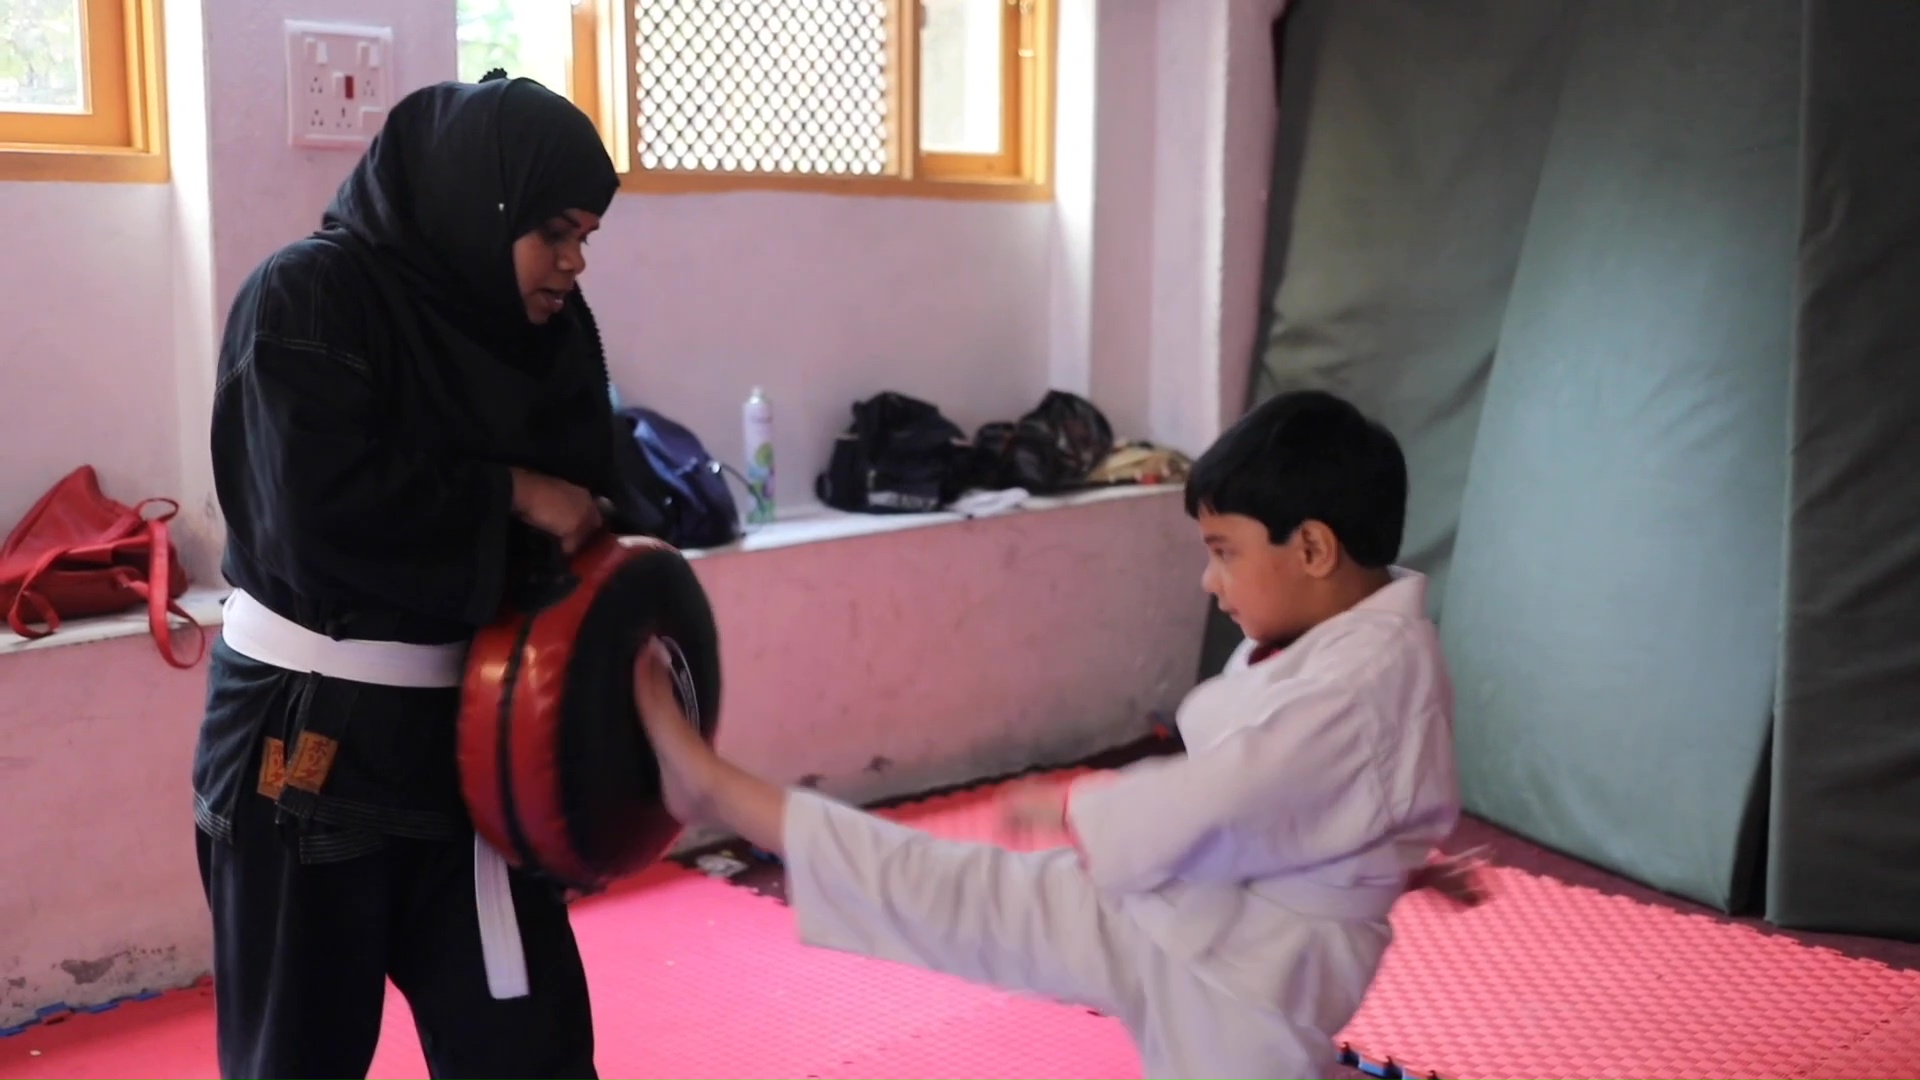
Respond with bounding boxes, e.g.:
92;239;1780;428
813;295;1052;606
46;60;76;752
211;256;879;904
1065;634;1399;895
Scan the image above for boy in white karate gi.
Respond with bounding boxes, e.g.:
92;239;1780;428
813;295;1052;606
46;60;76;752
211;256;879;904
632;390;1478;1079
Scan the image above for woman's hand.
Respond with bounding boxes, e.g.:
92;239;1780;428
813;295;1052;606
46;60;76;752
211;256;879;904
509;467;603;554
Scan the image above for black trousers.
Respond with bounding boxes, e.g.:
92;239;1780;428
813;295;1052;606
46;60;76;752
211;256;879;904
195;791;597;1079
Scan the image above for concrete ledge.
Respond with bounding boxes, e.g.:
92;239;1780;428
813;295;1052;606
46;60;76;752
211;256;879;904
0;485;1175;656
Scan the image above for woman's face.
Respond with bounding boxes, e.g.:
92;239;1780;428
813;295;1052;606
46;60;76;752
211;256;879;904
513;209;602;324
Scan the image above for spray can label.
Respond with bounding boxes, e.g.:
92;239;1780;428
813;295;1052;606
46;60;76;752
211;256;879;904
743;390;775;525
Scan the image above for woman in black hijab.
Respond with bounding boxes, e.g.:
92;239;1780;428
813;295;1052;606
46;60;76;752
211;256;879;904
192;74;625;1078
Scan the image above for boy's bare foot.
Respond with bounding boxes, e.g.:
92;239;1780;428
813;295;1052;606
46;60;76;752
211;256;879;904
632;637;716;826
632;639;792;858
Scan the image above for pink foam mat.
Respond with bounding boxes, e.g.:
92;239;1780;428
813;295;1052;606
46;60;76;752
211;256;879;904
6;777;1917;1079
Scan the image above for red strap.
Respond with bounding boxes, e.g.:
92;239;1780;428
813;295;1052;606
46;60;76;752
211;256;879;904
133;497;179;525
6;542;76;638
6;588;59;639
132;518;206;669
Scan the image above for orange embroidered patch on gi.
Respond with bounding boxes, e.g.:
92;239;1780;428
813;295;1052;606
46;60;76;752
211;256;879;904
285;731;339;794
257;736;288;799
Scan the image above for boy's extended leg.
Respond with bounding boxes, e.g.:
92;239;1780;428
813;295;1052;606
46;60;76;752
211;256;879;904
785;791;1343;1080
632;643;1144;1018
783;790;1146;1020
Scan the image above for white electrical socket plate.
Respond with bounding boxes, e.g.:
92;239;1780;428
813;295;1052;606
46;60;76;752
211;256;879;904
285;20;395;150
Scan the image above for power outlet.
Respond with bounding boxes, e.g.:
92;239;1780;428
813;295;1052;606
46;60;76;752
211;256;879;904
285;20;394;150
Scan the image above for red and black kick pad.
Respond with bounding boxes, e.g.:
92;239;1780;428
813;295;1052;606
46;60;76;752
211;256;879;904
460;533;722;893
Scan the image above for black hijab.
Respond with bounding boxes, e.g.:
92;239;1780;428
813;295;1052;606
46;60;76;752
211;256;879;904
316;75;622;493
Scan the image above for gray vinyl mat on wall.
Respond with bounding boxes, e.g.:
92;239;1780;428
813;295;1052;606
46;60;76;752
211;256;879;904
1769;0;1920;939
1440;0;1799;910
1245;0;1582;621
1224;0;1920;934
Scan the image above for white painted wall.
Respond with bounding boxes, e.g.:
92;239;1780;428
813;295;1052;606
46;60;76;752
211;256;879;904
1218;0;1291;429
0;183;177;547
1083;0;1158;443
589;194;1055;503
0;0;1283;1028
1146;0;1227;455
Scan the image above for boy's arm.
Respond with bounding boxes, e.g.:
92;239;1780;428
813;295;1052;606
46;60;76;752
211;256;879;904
1065;668;1392;896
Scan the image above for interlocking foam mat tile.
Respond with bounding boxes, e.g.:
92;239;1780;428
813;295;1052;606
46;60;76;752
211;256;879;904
709;779;1920;1080
7;774;1919;1079
1342;865;1920;1079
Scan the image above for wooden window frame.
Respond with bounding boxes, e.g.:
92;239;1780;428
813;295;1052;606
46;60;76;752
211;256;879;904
0;0;169;183
569;0;1054;202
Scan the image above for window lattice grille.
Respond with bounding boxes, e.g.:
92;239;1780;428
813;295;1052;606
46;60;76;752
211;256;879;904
634;0;892;176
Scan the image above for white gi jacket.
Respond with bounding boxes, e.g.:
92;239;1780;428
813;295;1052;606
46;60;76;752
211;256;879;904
1066;568;1460;1016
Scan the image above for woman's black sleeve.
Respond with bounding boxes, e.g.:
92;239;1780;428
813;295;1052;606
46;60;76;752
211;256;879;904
224;330;516;627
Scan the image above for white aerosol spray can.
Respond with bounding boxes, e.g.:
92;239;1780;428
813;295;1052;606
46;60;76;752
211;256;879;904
742;386;775;526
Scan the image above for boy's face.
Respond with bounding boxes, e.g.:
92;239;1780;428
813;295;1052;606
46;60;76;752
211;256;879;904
1197;509;1331;646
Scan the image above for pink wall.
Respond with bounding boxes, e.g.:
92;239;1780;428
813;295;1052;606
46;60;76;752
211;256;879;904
0;636;214;1018
0;0;1280;1029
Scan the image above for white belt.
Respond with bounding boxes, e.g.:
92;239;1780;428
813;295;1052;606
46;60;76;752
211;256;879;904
219;589;531;1001
220;590;468;688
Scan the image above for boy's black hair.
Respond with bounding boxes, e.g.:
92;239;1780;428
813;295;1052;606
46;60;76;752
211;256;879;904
1183;390;1407;568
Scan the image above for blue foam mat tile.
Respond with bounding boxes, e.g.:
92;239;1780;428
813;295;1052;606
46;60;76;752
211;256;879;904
1340;1042;1412;1078
2;983;193;1039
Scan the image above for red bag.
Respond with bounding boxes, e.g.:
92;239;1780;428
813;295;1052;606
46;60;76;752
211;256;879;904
0;466;206;668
